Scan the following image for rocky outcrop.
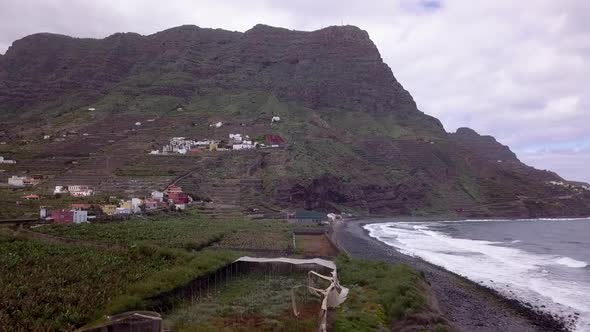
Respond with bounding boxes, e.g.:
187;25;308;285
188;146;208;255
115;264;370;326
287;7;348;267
450;127;519;162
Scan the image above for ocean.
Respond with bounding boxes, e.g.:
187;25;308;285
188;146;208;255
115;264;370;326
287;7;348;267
364;218;590;332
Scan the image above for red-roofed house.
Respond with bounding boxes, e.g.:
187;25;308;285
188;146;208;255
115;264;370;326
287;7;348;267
71;203;92;210
168;192;190;204
165;185;183;195
265;135;285;146
52;210;74;224
51;209;88;224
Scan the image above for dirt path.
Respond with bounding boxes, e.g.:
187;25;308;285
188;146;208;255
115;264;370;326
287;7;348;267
332;219;572;332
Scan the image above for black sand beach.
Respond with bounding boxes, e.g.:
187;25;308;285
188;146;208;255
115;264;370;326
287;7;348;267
332;218;574;332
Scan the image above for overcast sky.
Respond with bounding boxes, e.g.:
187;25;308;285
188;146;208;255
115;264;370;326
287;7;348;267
1;0;588;183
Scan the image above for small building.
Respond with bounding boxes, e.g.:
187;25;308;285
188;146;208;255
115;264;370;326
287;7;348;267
54;186;68;194
265;135;286;146
229;133;243;143
101;204;118;216
327;213;343;222
271;116;281;123
120;200;133;211
115;207;131;215
168;192;190;205
52;210;75;224
144;199;158;210
8;176;38;187
233;141;255;150
40;206;51;219
287;210;329;225
131;198;143;213
0;156;16;164
151;191;164;202
8;176;24;187
73;210;88;223
175;203;186;210
22;194;40;200
209;142;219;151
165;185;183;195
71;203;92;210
68;185;93;197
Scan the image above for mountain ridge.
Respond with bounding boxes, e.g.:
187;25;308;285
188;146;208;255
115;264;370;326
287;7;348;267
1;24;589;218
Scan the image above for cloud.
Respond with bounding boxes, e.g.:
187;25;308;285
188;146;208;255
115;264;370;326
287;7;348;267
519;148;590;184
0;0;588;182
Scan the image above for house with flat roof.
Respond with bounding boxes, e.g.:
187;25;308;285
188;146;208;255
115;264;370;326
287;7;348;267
287;210;329;225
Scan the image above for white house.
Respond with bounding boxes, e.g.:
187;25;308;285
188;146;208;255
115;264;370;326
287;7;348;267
73;210;88;223
0;156;16;164
327;213;343;222
8;176;24;187
68;185;93;197
233;142;255;150
40;206;50;219
229;133;243;143
54;186;68;194
151;191;164;201
135;122;142;126
271;116;281;123
88;107;96;111
131;198;143;213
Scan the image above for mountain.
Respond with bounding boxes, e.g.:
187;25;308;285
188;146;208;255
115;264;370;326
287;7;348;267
450;127;519;162
1;24;589;218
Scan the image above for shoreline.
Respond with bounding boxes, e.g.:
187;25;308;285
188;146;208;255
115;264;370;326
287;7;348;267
332;217;575;332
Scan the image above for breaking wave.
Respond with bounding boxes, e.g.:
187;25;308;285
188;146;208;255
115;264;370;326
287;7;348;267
365;221;590;331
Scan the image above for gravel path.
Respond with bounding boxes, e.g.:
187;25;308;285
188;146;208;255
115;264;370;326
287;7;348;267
332;218;573;332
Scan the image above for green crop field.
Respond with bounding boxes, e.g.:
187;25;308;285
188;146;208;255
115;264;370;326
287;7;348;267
32;211;293;251
0;229;180;331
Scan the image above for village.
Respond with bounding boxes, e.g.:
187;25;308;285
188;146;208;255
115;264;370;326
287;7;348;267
2;149;345;225
36;184;191;224
148;132;286;155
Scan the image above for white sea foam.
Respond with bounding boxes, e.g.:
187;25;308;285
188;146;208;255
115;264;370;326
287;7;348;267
364;221;590;331
554;257;588;268
460;217;590;222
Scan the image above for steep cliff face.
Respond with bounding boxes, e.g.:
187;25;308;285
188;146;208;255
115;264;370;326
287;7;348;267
451;127;519;162
1;25;588;218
